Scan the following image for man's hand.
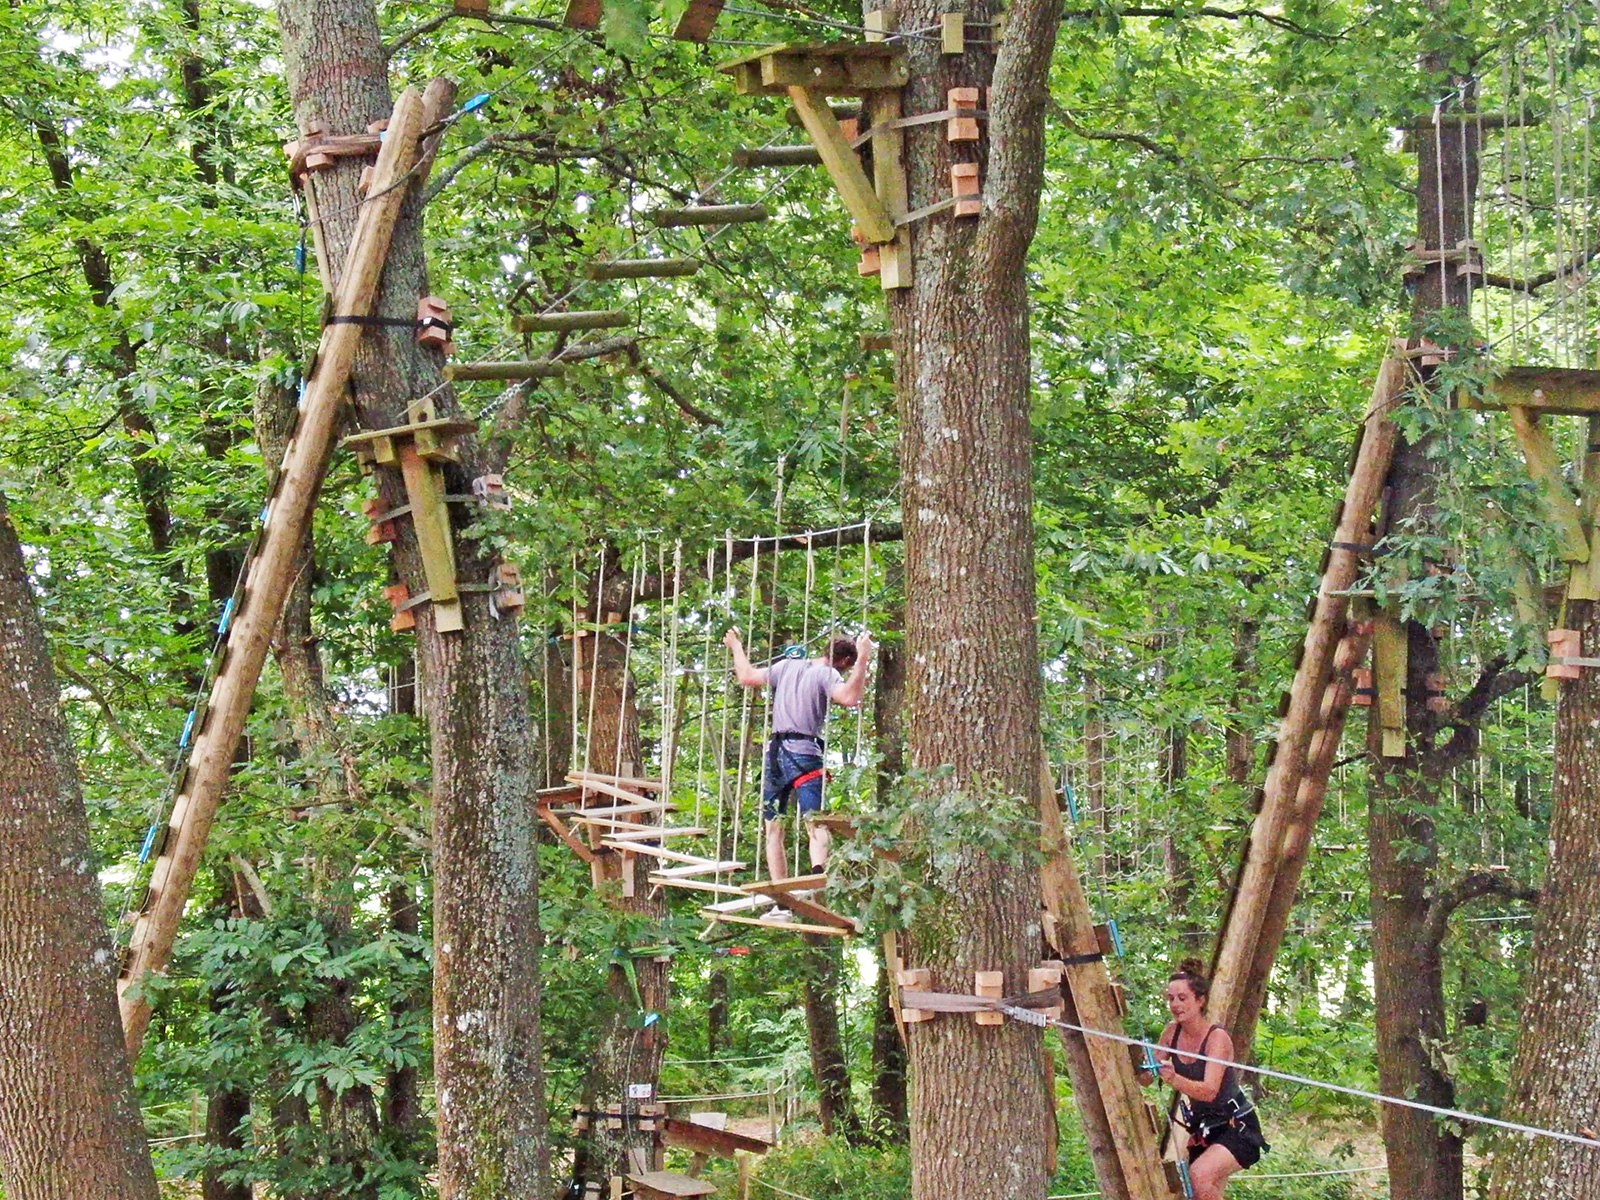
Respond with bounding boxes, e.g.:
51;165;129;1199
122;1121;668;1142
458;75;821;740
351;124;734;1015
723;627;744;651
854;632;875;661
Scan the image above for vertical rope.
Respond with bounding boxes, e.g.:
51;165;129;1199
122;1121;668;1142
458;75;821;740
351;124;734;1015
731;540;762;872
1548;35;1568;366
611;544;643;779
541;555;552;789
582;545;605;774
754;460;788;882
570;551;581;779
715;531;735;872
695;545;716;830
664;541;683;798
802;539;815;649
854;518;872;764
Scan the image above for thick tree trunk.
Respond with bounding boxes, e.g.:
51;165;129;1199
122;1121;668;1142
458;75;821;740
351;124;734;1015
1224;616;1258;787
272;5;544;1193
798;934;862;1140
0;495;159;1200
871;634;909;1142
1488;596;1600;1199
571;631;670;1195
888;0;1062;1194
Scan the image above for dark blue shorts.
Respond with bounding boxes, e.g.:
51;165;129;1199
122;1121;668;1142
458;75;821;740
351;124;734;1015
763;739;825;820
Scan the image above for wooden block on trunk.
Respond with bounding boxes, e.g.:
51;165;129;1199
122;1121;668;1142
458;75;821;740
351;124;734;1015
1548;628;1582;679
385;583;416;631
565;0;602;27
947;87;980;142
974;969;1005;1025
897;967;934;1022
1028;964;1064;1019
453;0;489;13
857;245;881;276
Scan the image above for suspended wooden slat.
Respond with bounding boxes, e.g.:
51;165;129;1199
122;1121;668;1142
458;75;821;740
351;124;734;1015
568;770;665;791
733;145;821;168
647;875;747;895
587;258;701;280
741;873;827;896
702;911;849;937
650;203;770;228
444;360;564;381
602;826;710;840
673;0;724;41
512;309;631;333
652;860;746;878
564;0;601;28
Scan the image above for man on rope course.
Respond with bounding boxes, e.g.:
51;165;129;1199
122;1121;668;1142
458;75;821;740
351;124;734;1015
723;627;874;882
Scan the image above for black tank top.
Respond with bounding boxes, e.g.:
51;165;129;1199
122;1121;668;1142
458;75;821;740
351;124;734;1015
1166;1024;1246;1127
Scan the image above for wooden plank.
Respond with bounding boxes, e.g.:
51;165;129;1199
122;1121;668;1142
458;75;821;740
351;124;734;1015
117;85;438;1053
626;1171;718;1199
1460;365;1600;415
569;770;665;791
662;1116;770;1157
703;912;849;936
445;360;564;381
866;85;912;289
557;801;670;818
673;0;724;41
601;826;709;840
397;441;462;632
741;872;828;896
647;875;747;895
600;841;720;866
779;892;858;931
651;203;769;227
704;894;775;914
787;85;896;244
539;803;600;865
564;0;602;28
1208;348;1408;1063
564;775;667;806
940;12;964;53
1372;612;1407;758
513;309;630;333
1507;404;1591;562
804;812;857;835
652;860;746;878
1038;757;1170;1200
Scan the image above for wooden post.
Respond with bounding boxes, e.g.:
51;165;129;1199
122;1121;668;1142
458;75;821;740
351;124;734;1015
1508;404;1591;562
864;23;911;289
787;85;897;244
1207;349;1407;1059
1039;758;1169;1200
1372;612;1407;757
117;86;435;1051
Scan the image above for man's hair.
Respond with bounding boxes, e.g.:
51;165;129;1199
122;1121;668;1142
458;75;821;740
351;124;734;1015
828;637;858;670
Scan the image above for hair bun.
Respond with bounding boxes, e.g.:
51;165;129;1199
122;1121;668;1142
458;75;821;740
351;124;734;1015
1177;958;1207;978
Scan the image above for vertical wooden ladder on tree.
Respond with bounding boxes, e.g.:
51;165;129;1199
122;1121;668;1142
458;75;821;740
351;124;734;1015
1207;346;1412;1053
116;85;447;1052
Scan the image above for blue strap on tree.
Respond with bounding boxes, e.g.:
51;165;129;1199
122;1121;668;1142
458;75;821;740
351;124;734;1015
1107;917;1126;957
1064;780;1079;822
1177;1159;1195;1199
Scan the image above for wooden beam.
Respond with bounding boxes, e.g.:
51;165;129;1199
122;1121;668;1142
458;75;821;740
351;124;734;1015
587;258;701;280
513;309;630;333
1207;347;1408;1061
787;85;896;244
866;84;912;288
117;86;433;1052
1372;612;1407;758
1507;404;1591;562
704;912;849;936
569;770;665;790
1038;757;1169;1200
650;203;769;227
732;145;821;167
719;42;909;97
661;1117;769;1157
776;892;858;931
647;875;747;895
741;872;828;896
673;0;724;41
1460;365;1600;415
444;360;564;381
397;438;462;632
539;803;600;865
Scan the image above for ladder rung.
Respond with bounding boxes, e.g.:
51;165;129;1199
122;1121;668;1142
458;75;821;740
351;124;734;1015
647;876;747;895
512;309;631;333
587;258;701;280
650;204;769;228
604;826;710;840
445;360;564;381
653;860;746;878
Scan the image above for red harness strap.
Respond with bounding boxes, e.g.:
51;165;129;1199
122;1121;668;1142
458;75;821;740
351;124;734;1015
791;768;828;789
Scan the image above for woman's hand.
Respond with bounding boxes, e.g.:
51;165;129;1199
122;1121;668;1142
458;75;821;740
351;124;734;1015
1157;1061;1178;1086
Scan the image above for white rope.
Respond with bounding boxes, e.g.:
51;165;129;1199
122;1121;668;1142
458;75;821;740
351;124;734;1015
610;545;644;776
758;457;787;882
854;518;871;764
731;540;761;872
569;552;581;777
695;545;715;831
663;541;683;798
581;546;605;773
716;532;736;874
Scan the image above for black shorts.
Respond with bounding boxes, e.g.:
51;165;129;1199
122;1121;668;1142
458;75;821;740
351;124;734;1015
1191;1113;1266;1169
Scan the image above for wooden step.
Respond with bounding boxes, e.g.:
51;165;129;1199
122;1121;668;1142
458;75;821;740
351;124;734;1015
568;770;665;792
662;1115;770;1157
652;860;745;878
733;145;821;168
556;801;671;819
648;875;747;896
600;841;721;866
566;776;666;806
704;893;775;915
672;0;724;41
742;873;827;897
780;892;859;932
445;360;564;381
603;826;709;841
512;309;630;333
702;911;850;937
627;1171;717;1199
650;203;769;228
587;258;700;280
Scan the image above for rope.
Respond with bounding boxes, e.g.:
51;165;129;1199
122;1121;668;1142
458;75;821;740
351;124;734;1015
695;545;716;831
758;456;787;881
853;518;871;764
664;541;683;798
581;545;605;773
716;532;736;873
610;546;644;777
569;551;581;778
731;540;762;871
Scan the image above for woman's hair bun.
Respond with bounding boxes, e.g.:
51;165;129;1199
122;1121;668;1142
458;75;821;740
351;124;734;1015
1177;958;1207;978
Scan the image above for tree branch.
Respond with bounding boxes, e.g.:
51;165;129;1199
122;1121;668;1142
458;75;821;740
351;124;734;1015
56;663;161;769
1424;870;1539;948
1426;656;1536;771
1062;6;1345;41
1481;239;1600;294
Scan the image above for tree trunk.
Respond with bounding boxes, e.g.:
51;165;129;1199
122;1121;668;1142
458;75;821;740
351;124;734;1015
1488;595;1600;1199
0;494;160;1200
888;0;1063;1194
1224;615;1258;787
870;955;909;1142
707;968;729;1059
871;634;909;1142
798;934;862;1141
271;6;544;1192
571;630;670;1195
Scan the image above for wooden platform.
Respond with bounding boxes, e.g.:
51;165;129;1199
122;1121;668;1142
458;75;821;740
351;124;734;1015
718;42;909;97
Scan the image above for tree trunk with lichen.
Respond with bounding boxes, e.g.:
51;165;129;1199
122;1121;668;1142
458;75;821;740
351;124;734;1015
882;0;1063;1194
272;3;545;1193
0;495;160;1200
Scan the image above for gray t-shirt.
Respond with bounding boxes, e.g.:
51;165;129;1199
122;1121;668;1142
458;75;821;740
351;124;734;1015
769;656;842;753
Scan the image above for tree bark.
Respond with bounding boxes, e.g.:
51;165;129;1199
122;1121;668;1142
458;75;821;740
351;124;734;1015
271;6;544;1193
798;934;862;1141
1488;596;1600;1199
0;494;160;1200
871;632;909;1142
887;0;1063;1194
870;953;909;1142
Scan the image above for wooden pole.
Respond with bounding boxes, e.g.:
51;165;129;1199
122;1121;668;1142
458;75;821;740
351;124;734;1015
1039;757;1169;1200
1208;349;1408;1056
117;86;432;1052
